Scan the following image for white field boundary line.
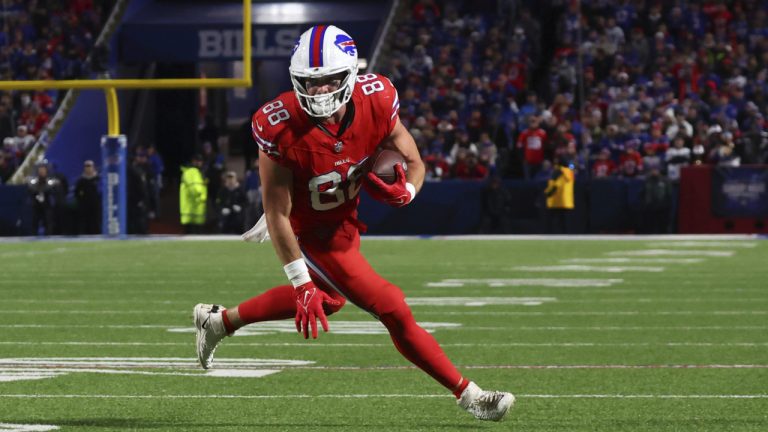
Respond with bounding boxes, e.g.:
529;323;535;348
0;341;767;348
0;393;767;399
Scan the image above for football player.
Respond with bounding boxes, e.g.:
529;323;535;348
194;25;514;421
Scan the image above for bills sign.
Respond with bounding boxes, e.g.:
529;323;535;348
100;135;127;236
711;166;768;217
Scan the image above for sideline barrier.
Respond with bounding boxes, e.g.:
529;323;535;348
3;169;766;236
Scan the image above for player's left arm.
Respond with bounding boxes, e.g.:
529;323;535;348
378;116;426;194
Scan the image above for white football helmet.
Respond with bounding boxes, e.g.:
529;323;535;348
290;25;358;118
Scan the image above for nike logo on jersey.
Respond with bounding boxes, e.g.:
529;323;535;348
255;121;264;132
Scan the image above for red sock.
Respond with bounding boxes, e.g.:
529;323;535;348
237;285;296;324
221;309;235;333
452;378;469;398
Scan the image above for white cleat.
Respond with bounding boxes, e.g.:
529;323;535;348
193;303;228;369
457;381;515;421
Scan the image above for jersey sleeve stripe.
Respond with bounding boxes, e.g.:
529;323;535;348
254;133;281;158
391;93;400;120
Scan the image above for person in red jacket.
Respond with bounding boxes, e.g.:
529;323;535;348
516;115;548;179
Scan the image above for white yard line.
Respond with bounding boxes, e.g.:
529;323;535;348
0;393;766;399
646;241;757;248
560;258;704;264
607;249;735;257
426;278;624;288
513;265;665;273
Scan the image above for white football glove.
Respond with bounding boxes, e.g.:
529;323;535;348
241;213;270;243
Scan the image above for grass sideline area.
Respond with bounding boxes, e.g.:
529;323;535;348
0;238;766;431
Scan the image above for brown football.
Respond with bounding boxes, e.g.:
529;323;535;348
370;149;407;184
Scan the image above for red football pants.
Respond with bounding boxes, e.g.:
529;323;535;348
237;221;464;392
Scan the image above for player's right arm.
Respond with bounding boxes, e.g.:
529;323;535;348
258;155;301;265
253;100;340;340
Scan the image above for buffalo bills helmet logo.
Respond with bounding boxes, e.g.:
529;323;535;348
334;34;357;56
292;38;300;55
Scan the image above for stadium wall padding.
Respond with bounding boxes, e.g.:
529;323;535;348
44;90;108;187
0;185;31;236
678;165;768;234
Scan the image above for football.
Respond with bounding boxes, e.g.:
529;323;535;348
370;149;407;184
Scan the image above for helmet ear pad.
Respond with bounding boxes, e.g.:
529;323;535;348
289;25;359;118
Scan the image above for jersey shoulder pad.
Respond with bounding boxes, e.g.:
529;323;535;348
251;92;296;161
355;73;400;125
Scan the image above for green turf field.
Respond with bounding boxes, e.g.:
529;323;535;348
0;237;766;431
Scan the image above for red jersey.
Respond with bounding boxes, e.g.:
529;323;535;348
252;73;399;235
517;127;547;164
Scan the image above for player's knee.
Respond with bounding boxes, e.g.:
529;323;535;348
378;299;415;332
323;296;346;316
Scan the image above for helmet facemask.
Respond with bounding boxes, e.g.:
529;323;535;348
290;67;356;118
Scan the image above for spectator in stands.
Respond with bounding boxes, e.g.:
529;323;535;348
0;151;14;183
424;150;450;181
448;129;477;164
665;135;691;182
74;159;100;235
27;161;58;235
643;168;671;234
642;144;664;177
516;115;547;179
180;154;207;234
453;151;488;180
201;141;224;212
591;148;616;179
127;150;151;235
618;145;643;178
216;171;246;234
146;145;164;218
478;176;511;234
476;131;498;172
243;158;262;232
0;104;13;140
47;160;71;235
198;114;220;152
10;125;35;158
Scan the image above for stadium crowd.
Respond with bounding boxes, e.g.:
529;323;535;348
382;0;768;182
0;0;113;184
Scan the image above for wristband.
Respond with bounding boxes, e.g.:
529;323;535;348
283;258;312;288
405;182;417;202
